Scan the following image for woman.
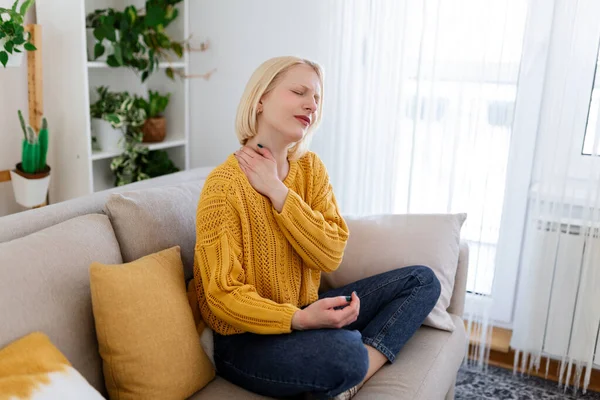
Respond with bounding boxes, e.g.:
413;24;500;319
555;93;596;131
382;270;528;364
193;56;441;400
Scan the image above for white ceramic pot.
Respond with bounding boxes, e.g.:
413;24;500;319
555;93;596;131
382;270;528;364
0;37;24;67
91;118;123;152
86;28;115;62
10;169;51;208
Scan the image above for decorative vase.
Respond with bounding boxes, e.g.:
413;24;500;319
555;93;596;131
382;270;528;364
0;37;24;67
10;163;51;208
91;118;123;152
142;117;167;143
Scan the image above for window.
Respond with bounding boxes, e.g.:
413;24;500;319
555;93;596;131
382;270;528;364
583;49;600;156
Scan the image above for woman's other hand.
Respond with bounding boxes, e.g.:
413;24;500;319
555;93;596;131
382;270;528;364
291;292;360;330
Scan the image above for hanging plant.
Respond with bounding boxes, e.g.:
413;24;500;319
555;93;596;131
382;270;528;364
0;0;37;67
86;0;185;82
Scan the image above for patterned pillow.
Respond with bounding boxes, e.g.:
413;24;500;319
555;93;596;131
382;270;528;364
0;332;104;399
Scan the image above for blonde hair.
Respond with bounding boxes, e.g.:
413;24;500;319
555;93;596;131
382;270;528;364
235;56;325;161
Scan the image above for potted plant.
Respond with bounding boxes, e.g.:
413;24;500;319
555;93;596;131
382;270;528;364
90;86;146;152
85;8;116;62
0;0;36;68
10;110;50;208
110;140;179;186
86;0;185;82
135;90;170;143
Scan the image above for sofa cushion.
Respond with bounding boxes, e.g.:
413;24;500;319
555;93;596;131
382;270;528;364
355;314;466;400
0;332;104;399
187;376;273;400
90;246;215;400
321;213;466;331
104;180;204;281
0;214;122;395
187;315;465;400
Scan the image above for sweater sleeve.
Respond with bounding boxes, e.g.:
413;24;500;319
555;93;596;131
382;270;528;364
195;179;299;335
272;154;349;273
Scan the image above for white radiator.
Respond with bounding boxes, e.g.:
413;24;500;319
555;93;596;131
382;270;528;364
528;219;600;366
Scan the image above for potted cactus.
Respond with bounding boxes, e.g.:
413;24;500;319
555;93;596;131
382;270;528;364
135;90;170;143
10;110;51;208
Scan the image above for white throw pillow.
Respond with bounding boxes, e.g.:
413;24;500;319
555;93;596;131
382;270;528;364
0;332;105;400
321;213;467;332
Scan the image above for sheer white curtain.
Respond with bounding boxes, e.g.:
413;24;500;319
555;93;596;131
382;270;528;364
511;0;600;393
312;0;528;358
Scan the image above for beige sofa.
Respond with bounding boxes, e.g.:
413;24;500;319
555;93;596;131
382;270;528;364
0;166;468;400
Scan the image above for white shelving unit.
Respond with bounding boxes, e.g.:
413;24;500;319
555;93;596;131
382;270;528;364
87;61;186;69
36;0;190;201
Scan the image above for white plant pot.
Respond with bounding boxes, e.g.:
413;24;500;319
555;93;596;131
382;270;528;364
10;169;50;208
91;118;123;152
86;28;115;62
0;37;24;67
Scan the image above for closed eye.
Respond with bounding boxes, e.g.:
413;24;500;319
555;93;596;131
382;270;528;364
292;89;320;105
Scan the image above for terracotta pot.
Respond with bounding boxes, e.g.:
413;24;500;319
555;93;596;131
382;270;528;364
142;117;167;143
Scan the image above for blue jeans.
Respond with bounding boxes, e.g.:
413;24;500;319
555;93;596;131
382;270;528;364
213;266;441;399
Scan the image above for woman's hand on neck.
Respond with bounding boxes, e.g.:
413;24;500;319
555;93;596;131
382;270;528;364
245;135;290;180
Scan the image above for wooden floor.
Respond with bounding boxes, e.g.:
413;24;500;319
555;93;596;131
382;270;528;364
465;321;511;353
467;323;600;393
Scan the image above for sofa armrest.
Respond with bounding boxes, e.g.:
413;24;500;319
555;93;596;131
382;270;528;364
447;240;469;316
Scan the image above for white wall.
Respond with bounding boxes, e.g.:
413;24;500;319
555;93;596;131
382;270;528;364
0;2;35;216
188;0;332;168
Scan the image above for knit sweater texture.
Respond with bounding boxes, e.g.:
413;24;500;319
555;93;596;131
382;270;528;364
193;151;349;335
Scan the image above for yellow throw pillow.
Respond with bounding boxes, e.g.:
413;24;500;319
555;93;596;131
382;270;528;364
89;246;215;400
0;332;104;400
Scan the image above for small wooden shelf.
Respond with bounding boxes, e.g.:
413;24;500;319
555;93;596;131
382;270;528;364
91;138;187;161
87;61;186;69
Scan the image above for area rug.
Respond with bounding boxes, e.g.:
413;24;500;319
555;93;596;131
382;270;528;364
456;363;600;399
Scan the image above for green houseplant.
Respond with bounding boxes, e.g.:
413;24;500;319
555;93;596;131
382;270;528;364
90;86;147;152
135;90;170;142
86;0;185;82
10;110;51;207
0;0;37;67
110;142;179;186
89;86;179;186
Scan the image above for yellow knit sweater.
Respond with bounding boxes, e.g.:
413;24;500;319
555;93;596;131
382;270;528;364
193;151;349;336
